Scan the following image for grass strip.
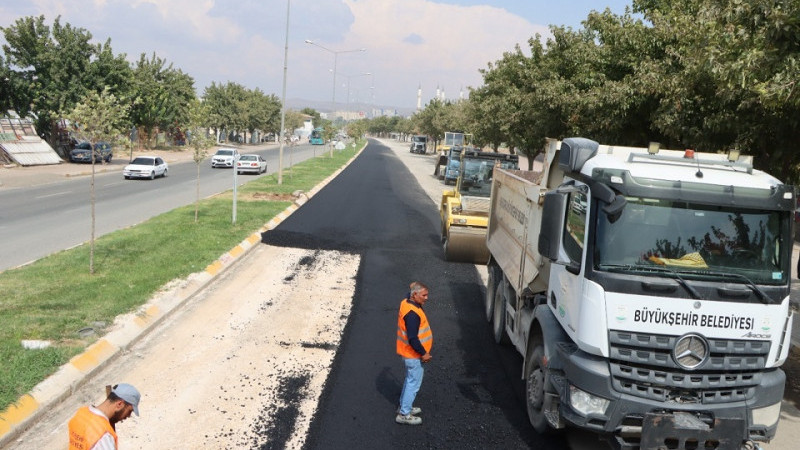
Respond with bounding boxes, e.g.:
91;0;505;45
0;142;361;411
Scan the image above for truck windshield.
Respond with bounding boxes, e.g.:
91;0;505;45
594;197;789;285
459;159;518;197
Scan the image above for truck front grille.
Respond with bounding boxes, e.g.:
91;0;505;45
608;330;769;404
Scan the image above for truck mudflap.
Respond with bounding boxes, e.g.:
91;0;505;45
640;412;747;450
444;226;489;263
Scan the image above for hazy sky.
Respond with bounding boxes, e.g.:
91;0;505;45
0;0;634;111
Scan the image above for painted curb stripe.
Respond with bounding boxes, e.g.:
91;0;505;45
70;339;115;373
0;395;38;433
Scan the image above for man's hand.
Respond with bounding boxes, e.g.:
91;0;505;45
421;353;432;363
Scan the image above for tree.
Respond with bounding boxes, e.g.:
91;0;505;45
129;53;195;148
1;15;135;152
64;88;130;274
185;99;215;223
203;81;247;143
1;16;95;141
244;89;281;143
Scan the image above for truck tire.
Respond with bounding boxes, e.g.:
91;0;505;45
525;339;551;433
492;284;510;345
485;264;501;322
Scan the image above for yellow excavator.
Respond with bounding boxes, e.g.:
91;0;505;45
440;149;519;263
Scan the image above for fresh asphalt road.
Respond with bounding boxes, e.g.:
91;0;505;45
0;142;329;272
262;138;576;449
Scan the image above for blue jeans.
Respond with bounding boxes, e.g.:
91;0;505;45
399;357;424;415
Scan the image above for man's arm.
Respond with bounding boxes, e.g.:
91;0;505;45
403;311;427;356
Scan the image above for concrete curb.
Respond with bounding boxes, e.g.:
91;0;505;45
0;143;365;446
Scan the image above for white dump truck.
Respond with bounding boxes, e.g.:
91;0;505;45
485;137;795;449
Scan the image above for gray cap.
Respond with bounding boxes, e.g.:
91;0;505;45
111;383;140;416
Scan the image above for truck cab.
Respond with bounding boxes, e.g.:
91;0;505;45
410;135;428;154
486;137;795;449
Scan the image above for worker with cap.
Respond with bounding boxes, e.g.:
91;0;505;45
68;383;141;449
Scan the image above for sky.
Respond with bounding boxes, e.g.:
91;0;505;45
0;0;634;112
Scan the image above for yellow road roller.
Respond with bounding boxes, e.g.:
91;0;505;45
440;149;519;263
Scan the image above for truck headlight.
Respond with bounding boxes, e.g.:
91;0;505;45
569;385;610;416
751;402;781;428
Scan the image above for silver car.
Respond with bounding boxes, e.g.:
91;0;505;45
236;154;267;175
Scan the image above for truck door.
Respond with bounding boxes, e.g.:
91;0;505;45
550;188;588;336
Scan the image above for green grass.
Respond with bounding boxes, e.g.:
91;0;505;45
0;142;362;411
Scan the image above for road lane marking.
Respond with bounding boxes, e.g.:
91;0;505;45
35;191;70;199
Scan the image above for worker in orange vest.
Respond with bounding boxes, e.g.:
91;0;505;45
396;281;433;425
68;383;141;449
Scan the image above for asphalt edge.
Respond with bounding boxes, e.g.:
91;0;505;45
0;142;366;446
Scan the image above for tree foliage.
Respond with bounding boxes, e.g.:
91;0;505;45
0;15;131;140
408;0;800;182
129;53;195;147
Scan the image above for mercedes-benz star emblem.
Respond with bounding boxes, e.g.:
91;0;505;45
673;334;709;370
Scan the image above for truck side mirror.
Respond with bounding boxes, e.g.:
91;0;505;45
538;191;567;261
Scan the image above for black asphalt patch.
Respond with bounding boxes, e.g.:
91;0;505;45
259;140;570;449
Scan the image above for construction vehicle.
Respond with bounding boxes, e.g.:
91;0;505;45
435;132;472;178
485;137;794;449
440;149;518;262
410;135;428;154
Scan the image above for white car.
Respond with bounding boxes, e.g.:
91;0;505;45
211;148;240;168
123;156;168;180
236;154;267;175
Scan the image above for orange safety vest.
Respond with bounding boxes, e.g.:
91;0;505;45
397;298;433;358
68;406;118;450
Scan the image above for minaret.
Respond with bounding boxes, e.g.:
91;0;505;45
417;84;422;111
436;85;440;101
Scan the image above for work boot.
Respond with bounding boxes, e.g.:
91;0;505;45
395;413;422;425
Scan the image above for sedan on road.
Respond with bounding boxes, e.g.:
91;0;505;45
123;156;169;180
236;154;267;175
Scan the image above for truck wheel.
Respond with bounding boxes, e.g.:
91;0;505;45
525;340;551;433
492;285;510;345
485;265;500;322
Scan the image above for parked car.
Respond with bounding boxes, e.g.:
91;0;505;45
236;154;267;175
211;148;239;168
70;141;113;163
123;156;168;180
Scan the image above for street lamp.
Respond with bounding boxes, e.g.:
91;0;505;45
277;0;292;185
304;40;366;121
331;70;371;115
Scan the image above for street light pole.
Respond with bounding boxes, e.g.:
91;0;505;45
304;40;366;157
344;72;371;115
278;0;292;185
370;72;375;118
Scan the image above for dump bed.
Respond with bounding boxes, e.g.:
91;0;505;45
486;140;563;295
